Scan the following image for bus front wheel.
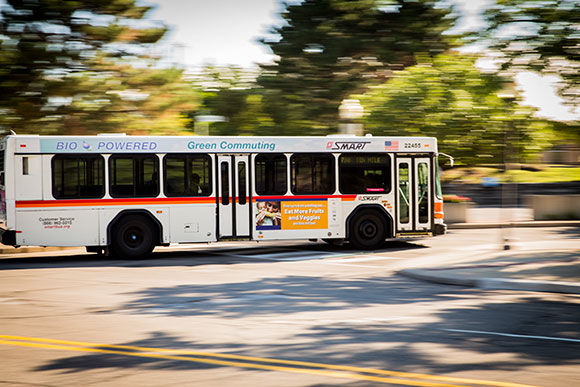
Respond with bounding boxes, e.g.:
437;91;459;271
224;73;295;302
349;210;387;250
110;215;156;259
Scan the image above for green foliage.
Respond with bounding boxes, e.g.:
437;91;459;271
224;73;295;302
360;54;551;165
258;0;457;133
480;0;580;105
508;166;580;183
190;66;275;136
443;165;580;184
0;0;192;135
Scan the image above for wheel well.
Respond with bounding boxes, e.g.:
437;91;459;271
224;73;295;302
107;210;163;246
346;205;393;239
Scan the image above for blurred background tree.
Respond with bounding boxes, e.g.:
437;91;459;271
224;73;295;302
480;0;580;109
473;0;580;153
257;0;457;134
360;54;558;165
1;0;577;169
188;65;275;136
0;0;198;135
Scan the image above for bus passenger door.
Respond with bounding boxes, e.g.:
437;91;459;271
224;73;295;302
414;157;431;231
234;156;250;237
396;156;432;233
396;158;413;232
217;155;251;238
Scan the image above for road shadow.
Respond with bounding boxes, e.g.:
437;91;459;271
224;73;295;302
107;274;580;370
0;239;427;270
550;226;580;239
31;276;580;380
287;296;580;375
34;331;225;372
108;275;462;318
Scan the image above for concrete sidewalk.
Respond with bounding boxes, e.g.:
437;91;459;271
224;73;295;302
399;249;580;295
402;206;580;294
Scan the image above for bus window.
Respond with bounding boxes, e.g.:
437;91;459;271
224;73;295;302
255;154;287;195
238;161;246;205
398;163;409;224
52;155;105;199
220;161;229;205
417;162;429;223
164;154;211;196
339;154;390;194
110;155;159;197
165;157;186;194
291;154;334;195
22;157;29;175
435;157;443;200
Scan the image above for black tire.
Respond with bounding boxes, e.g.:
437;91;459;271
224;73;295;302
110;215;156;259
349;209;388;250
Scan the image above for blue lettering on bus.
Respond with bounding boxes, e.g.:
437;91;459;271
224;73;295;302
187;141;217;150
96;141;158;151
187;141;275;152
56;141;78;151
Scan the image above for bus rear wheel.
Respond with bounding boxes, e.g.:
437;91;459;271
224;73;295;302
349;210;387;250
110;215;156;259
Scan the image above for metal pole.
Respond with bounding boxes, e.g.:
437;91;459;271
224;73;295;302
502;124;510;250
498;94;515;251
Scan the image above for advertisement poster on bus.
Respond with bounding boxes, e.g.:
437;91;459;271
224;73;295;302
256;200;328;230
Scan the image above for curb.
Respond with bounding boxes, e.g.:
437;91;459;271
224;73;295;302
448;220;580;229
399;269;580;295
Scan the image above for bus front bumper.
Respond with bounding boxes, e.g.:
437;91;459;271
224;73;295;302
434;223;447;236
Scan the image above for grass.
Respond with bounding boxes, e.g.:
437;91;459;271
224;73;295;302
441;165;580;184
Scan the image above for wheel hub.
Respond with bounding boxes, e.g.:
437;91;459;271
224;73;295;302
124;227;143;248
360;220;378;239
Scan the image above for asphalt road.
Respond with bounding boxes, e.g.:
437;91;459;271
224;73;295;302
1;227;579;387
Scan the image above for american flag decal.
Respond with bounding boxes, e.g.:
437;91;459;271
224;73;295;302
385;140;399;150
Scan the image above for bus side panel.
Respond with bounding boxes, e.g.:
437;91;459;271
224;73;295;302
15;155;43;200
16;209;100;246
169;204;216;243
42;155;53;200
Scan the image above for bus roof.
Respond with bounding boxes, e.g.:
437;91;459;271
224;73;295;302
5;134;438;154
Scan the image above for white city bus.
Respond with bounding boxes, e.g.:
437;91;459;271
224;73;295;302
0;134;447;258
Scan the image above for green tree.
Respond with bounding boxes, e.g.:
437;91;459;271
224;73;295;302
191;66;274;136
480;0;580;106
360;54;554;165
259;0;457;133
0;0;196;134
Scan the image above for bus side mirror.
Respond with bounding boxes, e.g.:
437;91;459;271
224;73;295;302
439;153;454;167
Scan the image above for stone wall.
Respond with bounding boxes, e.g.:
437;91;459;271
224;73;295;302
526;195;580;220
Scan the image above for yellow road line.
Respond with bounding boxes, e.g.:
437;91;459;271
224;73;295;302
0;339;461;387
0;335;538;387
